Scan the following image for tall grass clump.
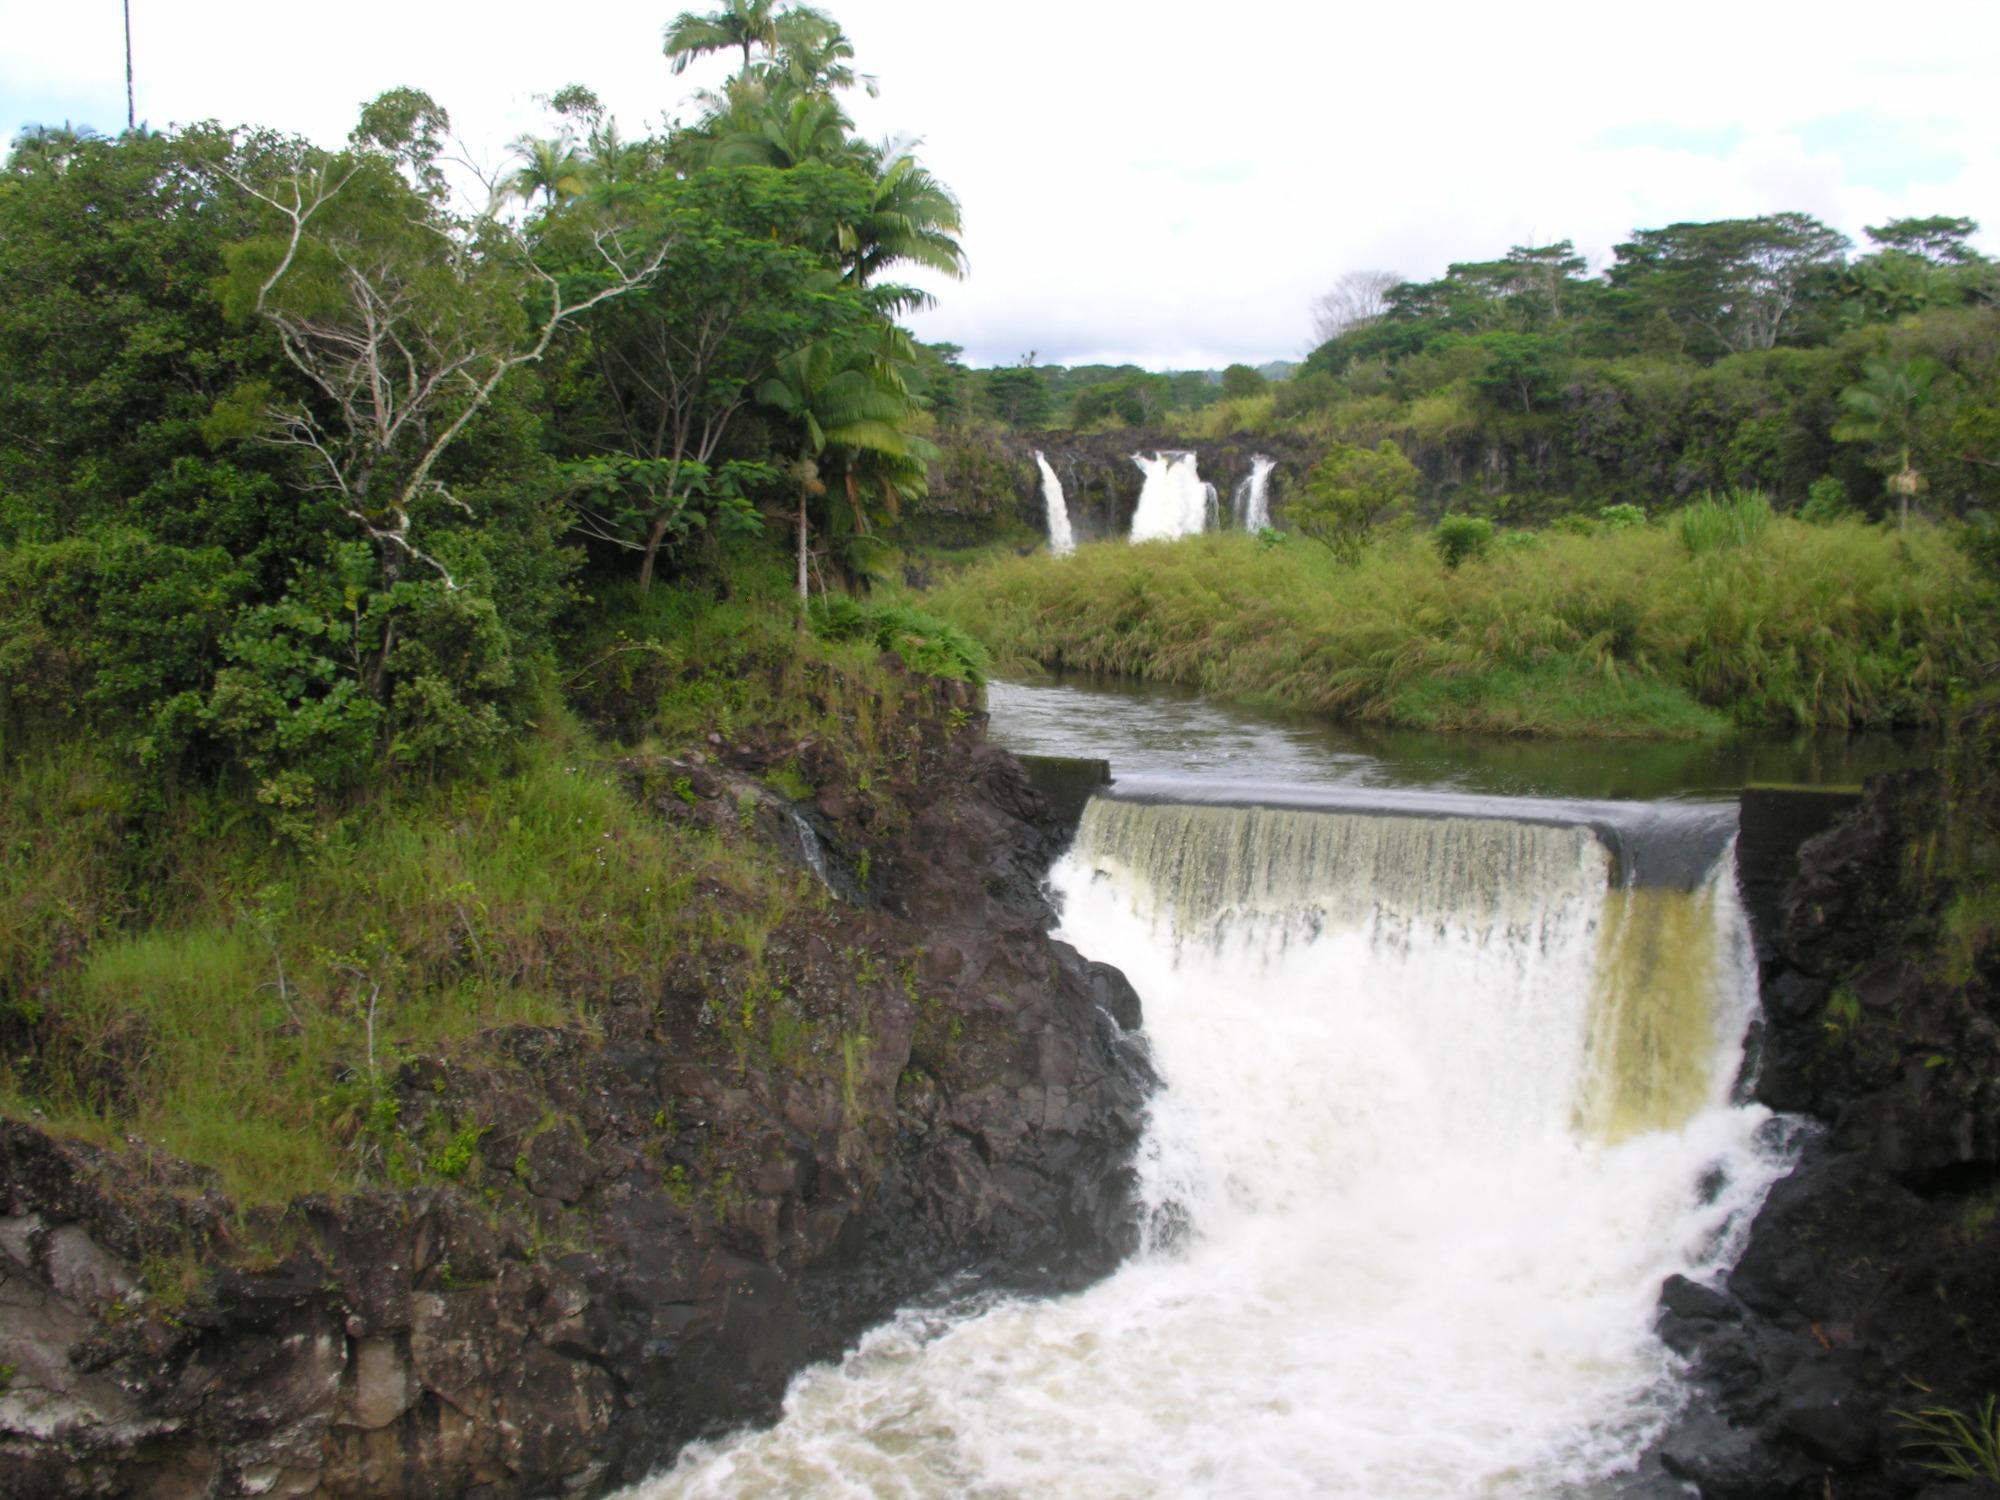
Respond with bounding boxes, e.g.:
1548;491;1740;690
1677;488;1773;555
916;515;1990;737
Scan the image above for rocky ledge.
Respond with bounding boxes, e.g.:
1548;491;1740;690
0;677;1151;1498
1656;700;2000;1499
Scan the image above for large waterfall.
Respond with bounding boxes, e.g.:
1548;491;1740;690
631;791;1788;1499
1035;451;1076;556
1232;454;1275;532
1131;451;1214;542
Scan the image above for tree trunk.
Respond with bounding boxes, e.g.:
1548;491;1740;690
638;512;670;592
796;486;809;605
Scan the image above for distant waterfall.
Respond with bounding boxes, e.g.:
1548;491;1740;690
1233;454;1276;532
1034;451;1076;556
1130;451;1209;542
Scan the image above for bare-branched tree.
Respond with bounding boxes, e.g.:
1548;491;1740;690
218;124;666;590
1310;269;1403;345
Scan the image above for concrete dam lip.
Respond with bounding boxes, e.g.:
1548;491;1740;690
1094;774;1742;891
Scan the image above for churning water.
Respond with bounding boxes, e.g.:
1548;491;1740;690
627;783;1791;1498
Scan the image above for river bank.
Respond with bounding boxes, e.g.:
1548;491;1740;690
913;525;1987;739
0;672;1152;1497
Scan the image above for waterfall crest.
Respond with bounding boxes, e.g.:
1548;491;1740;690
1034;450;1076;556
1130;451;1209;541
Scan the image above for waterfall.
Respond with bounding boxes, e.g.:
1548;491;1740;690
1035;451;1076;557
1232;454;1275;532
632;794;1791;1499
1130;451;1209;542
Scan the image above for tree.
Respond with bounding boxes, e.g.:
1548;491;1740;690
663;0;792;74
1311;269;1401;344
1865;215;1982;267
838;147;965;302
0;122;301;561
1833;355;1944;530
983;361;1051;428
123;0;136;132
1467;332;1564;416
1610;214;1851;356
756;333;922;600
505;133;587;207
1221;363;1267;399
1500;241;1590;328
216;92;668;592
553;162;872;589
1289;439;1418;562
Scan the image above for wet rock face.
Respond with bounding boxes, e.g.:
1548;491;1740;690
1658;753;2000;1500
0;702;1151;1498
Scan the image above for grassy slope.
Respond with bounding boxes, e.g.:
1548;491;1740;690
0;569;982;1207
916;520;1990;737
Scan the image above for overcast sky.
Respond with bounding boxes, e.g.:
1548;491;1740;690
7;1;1998;369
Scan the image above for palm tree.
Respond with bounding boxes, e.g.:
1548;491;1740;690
123;0;136;131
756;336;921;601
1833;355;1944;530
840;147;965;305
663;0;819;75
505;134;587;208
707;90;859;169
773;14;875;96
6;122;101;176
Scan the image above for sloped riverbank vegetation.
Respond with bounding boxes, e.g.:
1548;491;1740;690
917;517;1992;737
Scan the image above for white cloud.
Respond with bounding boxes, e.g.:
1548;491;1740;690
6;0;1997;368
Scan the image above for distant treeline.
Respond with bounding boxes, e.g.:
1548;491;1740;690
962;213;2000;524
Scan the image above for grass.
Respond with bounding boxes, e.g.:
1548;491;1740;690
914;516;1990;737
0;550;987;1207
0;713;822;1205
1897;1398;2000;1481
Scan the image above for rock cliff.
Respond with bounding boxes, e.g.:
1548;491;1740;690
1659;699;2000;1498
0;682;1151;1498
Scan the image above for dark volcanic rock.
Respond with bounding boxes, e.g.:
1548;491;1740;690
0;694;1151;1498
1655;699;2000;1499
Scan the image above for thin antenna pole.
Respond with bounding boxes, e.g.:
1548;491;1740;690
124;0;135;131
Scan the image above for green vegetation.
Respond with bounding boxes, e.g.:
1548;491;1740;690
918;517;1987;737
0;7;988;1206
1897;1398;2000;1481
0;558;970;1204
943;214;1996;538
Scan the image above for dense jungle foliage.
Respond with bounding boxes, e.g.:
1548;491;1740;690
0;3;993;1192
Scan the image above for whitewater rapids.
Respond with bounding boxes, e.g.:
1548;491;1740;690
625;798;1791;1498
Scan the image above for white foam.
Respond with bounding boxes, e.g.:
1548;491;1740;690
626;807;1789;1499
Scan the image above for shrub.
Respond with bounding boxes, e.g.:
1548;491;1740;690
1433;515;1495;570
808;596;988;683
1598;503;1647;532
1802;476;1854;524
1290;439;1419;564
1962;510;2000;583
